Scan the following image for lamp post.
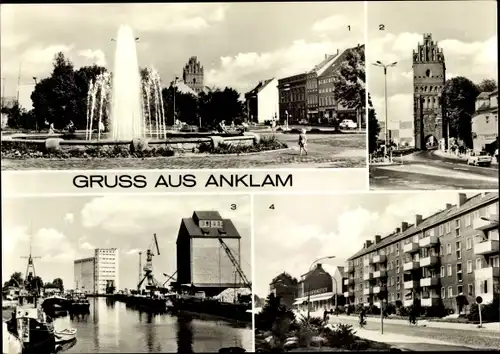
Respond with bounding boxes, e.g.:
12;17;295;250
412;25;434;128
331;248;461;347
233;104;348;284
372;61;397;157
332;276;338;315
307;255;336;320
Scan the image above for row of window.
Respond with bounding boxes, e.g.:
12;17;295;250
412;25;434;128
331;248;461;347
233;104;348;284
318;77;334;85
350;204;498;266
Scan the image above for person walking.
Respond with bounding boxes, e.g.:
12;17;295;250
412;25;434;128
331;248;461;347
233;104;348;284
298;129;308;156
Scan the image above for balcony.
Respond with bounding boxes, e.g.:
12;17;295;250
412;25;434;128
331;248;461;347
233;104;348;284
363;287;373;295
473;217;499;231
419;256;438;268
404;280;419;290
363;272;373;281
403;242;419;254
474;239;500;255
421;297;440;307
372;255;387;264
373;270;387;278
373;285;386;294
420;277;439;287
419;236;438;248
403;261;419;271
475;266;500;280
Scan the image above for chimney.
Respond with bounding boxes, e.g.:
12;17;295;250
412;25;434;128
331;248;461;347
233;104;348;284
458;193;467;207
375;235;382;244
325;54;328;60
337;49;340;55
366;240;373;248
401;222;409;232
415;214;423;226
316;263;322;269
395;227;401;233
446;203;452;209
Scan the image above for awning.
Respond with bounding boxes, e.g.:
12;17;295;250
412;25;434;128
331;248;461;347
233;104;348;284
308;292;335;302
293;297;306;305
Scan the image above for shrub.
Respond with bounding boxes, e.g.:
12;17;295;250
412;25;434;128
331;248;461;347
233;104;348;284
323;323;357;348
468;297;499;322
199;135;287;154
385;302;396;316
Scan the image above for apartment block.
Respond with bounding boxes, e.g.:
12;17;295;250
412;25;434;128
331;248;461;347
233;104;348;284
347;192;499;314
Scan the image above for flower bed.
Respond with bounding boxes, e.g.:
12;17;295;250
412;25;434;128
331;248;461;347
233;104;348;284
198;135;287;154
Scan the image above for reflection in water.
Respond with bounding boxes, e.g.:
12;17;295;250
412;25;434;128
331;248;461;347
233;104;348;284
54;297;251;353
177;316;194;354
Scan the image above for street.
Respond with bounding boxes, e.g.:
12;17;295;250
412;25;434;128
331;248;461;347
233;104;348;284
1;131;366;170
329;315;500;351
370;150;498;190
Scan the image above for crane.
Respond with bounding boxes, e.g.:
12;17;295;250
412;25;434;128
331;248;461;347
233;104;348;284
218;238;251;291
137;234;162;292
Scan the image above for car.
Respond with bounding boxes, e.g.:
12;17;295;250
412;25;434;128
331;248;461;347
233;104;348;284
298;119;308;125
467;151;492;167
339;119;358;130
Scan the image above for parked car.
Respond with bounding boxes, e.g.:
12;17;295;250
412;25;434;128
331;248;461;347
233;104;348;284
467;151;492;167
298;119;308;125
339;119;358;129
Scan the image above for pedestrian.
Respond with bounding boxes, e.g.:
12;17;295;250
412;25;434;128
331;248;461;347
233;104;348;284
298;129;308;156
494;148;498;163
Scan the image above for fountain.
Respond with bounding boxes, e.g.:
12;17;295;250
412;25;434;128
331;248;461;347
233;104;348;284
109;25;145;141
86;72;111;141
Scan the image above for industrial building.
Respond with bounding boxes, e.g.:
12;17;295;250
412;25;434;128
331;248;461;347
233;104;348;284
346;192;499;315
74;248;119;295
176;211;248;297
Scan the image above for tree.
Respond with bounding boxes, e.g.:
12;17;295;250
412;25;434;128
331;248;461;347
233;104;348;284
197;87;244;127
332;46;366;128
477;79;497;93
368;93;381;153
2;101;25;128
3;272;23;288
442;76;480;148
52;278;64;292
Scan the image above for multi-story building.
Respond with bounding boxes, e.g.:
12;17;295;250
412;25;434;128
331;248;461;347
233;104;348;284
472;90;498;153
176;211;245;297
293;263;346;313
269;272;298;308
245;78;279;124
278;73;307;125
347;192;499;315
306;51;340;123
74;248;119;295
74;257;96;294
318;45;365;127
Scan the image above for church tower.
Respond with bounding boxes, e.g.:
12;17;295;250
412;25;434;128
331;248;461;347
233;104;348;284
412;33;446;150
183;56;204;93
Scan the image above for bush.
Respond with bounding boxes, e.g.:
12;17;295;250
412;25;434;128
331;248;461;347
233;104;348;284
199;135;287;154
385;302;396;316
468;297;500;322
323;323;357;349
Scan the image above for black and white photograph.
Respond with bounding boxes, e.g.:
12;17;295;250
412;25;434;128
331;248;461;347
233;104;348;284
2;194;252;353
367;1;498;190
253;191;499;352
1;2;366;170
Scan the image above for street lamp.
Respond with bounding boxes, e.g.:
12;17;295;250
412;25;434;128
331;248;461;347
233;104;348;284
372;61;397;156
307;255;336;320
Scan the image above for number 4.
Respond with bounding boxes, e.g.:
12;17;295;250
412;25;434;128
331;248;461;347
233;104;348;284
269;204;275;210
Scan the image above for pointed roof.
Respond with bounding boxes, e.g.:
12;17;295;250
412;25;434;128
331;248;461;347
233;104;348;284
319;44;364;79
246;78;275;96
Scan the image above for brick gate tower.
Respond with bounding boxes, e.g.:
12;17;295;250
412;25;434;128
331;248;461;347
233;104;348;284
413;33;446;150
183;56;204;94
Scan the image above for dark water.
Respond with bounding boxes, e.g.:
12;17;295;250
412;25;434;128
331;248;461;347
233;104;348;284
53;298;252;353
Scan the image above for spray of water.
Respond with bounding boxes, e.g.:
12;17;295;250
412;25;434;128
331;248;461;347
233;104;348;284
110;25;145;140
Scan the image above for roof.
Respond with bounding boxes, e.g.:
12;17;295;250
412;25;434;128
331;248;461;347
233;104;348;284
178;211;241;239
348;192;498;260
246;78;275;96
319;44;365;79
477;92;491;100
309;54;339;76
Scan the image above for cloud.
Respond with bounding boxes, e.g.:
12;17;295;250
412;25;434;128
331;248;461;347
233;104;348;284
63;213;74;224
78;49;106;66
312;14;358;34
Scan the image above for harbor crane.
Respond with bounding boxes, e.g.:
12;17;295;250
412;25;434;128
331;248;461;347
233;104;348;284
218;238;252;291
137;234;162;291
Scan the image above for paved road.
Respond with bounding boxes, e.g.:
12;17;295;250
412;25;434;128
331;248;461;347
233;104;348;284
370;150;498;190
2;132;366;170
330;315;500;350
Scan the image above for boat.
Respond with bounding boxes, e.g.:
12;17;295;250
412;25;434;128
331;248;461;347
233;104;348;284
54;328;77;343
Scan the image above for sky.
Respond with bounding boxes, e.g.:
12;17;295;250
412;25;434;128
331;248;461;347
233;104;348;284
2;194;251;291
0;2;364;103
253;191;488;298
366;1;498;130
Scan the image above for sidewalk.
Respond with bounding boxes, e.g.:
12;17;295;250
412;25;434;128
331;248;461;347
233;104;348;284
434;149;499;165
334;314;500;333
